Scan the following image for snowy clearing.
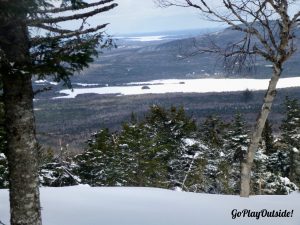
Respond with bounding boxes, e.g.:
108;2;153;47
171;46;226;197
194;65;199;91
54;77;300;99
1;186;299;225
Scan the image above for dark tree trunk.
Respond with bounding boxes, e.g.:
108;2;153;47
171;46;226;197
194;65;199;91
3;73;42;225
0;10;42;225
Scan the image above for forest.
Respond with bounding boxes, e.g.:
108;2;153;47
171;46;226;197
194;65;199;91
1;96;299;195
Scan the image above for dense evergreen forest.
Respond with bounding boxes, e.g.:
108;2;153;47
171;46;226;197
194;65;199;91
1;97;300;195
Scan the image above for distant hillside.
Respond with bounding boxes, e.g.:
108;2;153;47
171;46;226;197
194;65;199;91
68;25;300;85
32;26;300;152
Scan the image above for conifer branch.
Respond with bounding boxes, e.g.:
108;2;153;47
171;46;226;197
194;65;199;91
27;3;118;26
33;24;73;34
31;23;108;45
36;0;115;14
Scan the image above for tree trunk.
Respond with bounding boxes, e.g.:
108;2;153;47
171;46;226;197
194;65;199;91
240;65;282;197
3;73;42;225
0;12;42;225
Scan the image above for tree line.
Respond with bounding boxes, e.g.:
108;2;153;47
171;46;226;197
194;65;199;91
1;96;299;195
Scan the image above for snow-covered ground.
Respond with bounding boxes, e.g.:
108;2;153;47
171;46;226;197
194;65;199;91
54;77;300;99
1;186;299;225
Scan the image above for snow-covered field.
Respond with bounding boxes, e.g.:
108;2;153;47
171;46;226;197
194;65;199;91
54;77;300;99
1;186;299;225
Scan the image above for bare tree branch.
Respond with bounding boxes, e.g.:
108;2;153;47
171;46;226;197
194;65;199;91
292;10;300;23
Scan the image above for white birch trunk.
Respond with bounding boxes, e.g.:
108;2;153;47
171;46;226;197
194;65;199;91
240;65;282;197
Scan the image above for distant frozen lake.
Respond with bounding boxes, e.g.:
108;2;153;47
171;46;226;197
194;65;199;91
54;77;300;99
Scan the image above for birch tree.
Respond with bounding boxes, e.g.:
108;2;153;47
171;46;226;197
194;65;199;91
156;0;300;197
0;0;117;224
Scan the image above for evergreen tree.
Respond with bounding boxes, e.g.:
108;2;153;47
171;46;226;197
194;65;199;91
179;142;208;192
200;115;227;149
0;1;117;223
0;152;8;189
279;97;300;186
215;159;232;194
262;119;276;155
256;141;298;196
242;88;254;102
224;112;249;194
262;174;298;194
39;144;80;187
74;105;299;195
267;148;290;177
39;158;81;187
252;148;269;194
75;106;200;190
75;128;122;186
117;116;161;187
143;105;198;189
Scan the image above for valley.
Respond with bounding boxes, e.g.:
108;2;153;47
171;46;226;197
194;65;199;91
32;28;300;153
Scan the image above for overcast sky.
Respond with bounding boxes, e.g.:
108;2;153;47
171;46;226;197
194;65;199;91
81;0;300;35
89;0;222;35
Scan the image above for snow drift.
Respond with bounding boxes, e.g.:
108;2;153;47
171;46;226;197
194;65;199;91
1;186;299;225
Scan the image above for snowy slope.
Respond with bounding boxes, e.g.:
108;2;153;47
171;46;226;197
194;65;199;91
1;186;299;225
